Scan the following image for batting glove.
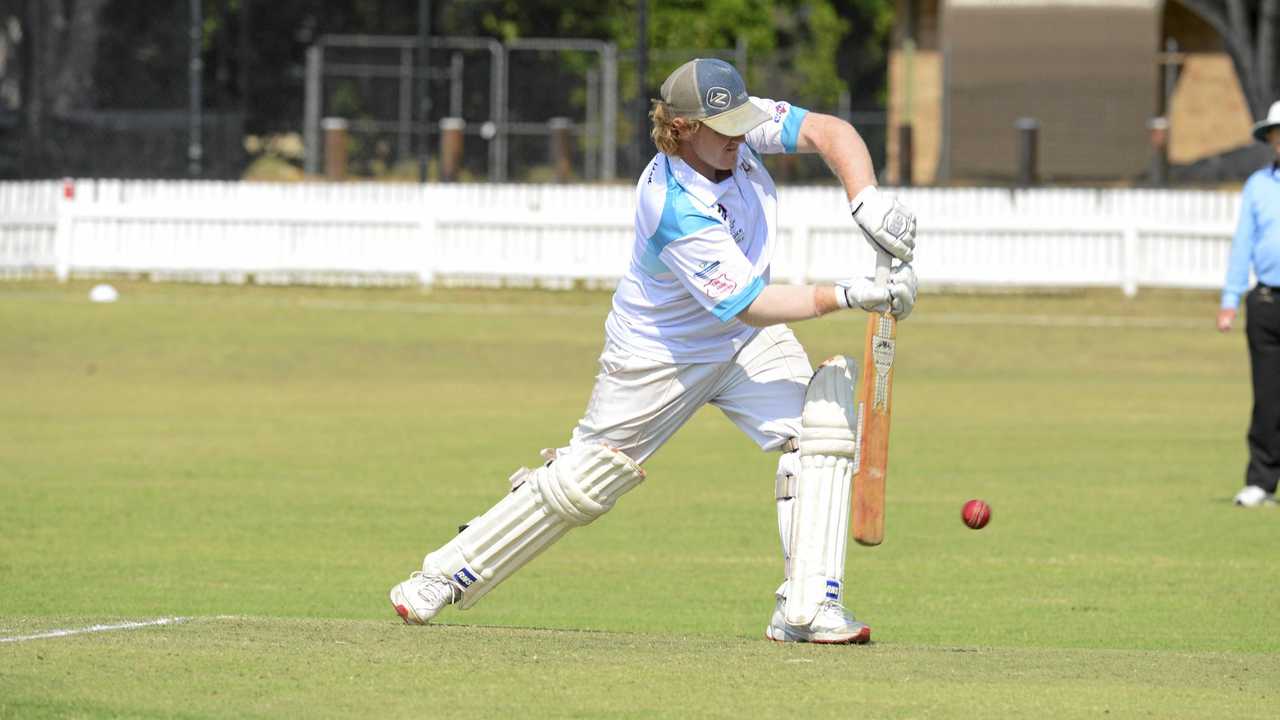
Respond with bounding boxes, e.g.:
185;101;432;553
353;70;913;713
835;277;891;314
836;263;918;321
850;186;916;263
886;263;918;321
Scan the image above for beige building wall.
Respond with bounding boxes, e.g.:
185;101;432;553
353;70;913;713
1168;54;1254;163
943;1;1160;183
886;0;1258;184
887;0;942;185
886;49;943;185
1161;3;1255;164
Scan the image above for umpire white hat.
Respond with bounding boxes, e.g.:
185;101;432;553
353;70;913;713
659;58;770;137
1251;100;1280;142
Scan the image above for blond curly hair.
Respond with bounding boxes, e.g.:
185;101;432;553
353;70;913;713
650;100;701;155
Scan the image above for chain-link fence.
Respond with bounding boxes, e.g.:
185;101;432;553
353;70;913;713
305;34;886;185
1;8;884;184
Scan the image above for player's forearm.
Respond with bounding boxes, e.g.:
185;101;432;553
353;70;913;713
737;284;842;327
797;112;877;201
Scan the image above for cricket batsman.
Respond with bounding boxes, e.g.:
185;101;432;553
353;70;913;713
391;58;917;643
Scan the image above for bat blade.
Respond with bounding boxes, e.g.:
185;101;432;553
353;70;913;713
852;299;897;546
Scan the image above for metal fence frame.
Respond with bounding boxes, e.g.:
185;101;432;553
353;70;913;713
303;34;619;182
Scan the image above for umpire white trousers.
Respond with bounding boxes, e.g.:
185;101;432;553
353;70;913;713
566;324;813;464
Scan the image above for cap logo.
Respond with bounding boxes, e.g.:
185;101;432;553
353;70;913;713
705;87;732;110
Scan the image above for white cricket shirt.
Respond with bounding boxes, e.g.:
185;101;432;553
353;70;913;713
605;97;810;363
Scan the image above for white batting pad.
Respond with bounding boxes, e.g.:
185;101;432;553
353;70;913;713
784;355;857;626
421;443;645;610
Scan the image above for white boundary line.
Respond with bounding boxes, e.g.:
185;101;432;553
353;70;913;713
0;617;187;644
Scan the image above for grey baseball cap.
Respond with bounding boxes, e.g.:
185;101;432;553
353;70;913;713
659;58;769;137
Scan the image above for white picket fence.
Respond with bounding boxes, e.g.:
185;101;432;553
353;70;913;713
0;179;1242;295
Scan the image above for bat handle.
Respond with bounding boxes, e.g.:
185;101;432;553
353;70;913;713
873;248;892;289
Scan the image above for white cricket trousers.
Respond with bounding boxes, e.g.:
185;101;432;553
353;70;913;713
567;324;814;464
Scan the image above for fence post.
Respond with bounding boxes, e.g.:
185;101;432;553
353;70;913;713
549;117;573;183
322;118;349;180
54;178;74;282
1147;116;1169;187
304;45;322;176
897;124;914;187
1015;117;1039;187
1121;225;1140;297
439;118;466;181
600;42;617;181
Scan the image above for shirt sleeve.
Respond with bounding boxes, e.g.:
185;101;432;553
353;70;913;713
659;223;765;322
744;97;809;155
1222;176;1258;309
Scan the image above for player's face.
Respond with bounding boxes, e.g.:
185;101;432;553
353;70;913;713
1269;128;1280;159
689;124;744;174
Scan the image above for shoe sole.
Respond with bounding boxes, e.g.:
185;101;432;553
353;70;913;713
764;625;871;645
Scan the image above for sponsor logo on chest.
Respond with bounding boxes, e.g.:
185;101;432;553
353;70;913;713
715;202;746;244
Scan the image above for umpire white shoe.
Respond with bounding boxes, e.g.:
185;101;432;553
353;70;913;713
389;572;460;625
1233;485;1276;507
765;595;871;644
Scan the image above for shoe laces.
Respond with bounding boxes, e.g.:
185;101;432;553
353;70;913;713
409;571;460;606
815;599;854;623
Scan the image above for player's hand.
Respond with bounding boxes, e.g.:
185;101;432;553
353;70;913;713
887;263;918;321
850;186;916;263
1217;308;1236;332
836;264;917;320
836;277;891;314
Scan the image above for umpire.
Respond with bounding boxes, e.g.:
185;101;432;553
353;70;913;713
1219;100;1280;507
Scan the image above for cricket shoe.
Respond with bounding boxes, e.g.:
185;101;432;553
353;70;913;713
389;571;460;625
1232;485;1276;508
765;595;871;644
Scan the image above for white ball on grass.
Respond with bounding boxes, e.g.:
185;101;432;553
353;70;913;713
88;284;119;303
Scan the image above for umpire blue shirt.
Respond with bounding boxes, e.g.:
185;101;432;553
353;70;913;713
1223;163;1280;309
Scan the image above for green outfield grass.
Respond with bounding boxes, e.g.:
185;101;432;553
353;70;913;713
1;280;1275;718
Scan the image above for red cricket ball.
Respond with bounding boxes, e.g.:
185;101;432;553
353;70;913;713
962;499;991;530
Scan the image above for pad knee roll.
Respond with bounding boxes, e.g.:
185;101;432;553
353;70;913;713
423;443;644;609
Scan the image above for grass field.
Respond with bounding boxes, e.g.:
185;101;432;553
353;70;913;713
1;280;1276;718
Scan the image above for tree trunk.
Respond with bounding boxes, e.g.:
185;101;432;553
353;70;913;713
1177;0;1268;119
1260;0;1279;114
38;0;107;115
20;0;107;170
27;0;109;117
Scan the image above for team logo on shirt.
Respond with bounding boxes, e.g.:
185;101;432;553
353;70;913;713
694;260;722;279
716;202;745;243
703;272;738;299
773;102;788;123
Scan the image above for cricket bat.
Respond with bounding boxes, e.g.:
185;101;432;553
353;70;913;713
851;249;896;546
